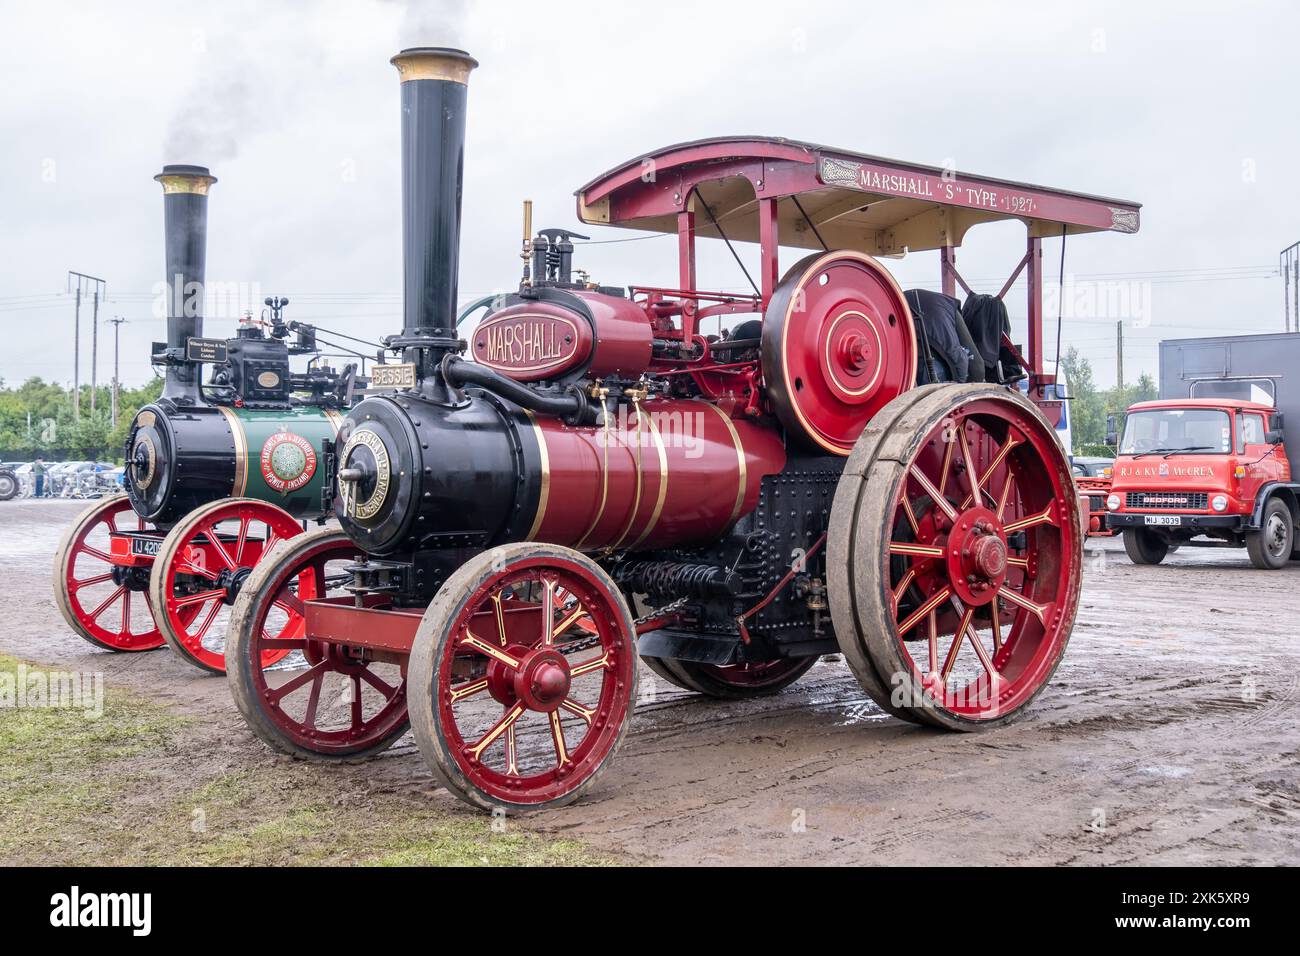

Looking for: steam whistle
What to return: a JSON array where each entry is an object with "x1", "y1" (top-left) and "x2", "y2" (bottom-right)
[{"x1": 520, "y1": 199, "x2": 534, "y2": 287}]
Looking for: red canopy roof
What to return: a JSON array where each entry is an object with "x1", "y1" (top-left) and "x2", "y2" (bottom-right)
[{"x1": 576, "y1": 137, "x2": 1141, "y2": 256}]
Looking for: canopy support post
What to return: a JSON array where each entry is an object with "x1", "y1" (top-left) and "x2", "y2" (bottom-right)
[
  {"x1": 677, "y1": 208, "x2": 696, "y2": 292},
  {"x1": 940, "y1": 245, "x2": 957, "y2": 298},
  {"x1": 1026, "y1": 233, "x2": 1044, "y2": 382},
  {"x1": 758, "y1": 197, "x2": 779, "y2": 308}
]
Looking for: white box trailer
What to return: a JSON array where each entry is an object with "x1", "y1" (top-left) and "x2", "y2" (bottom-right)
[{"x1": 1158, "y1": 331, "x2": 1300, "y2": 429}]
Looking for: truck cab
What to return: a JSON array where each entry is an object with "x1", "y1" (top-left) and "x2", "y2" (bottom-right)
[{"x1": 1105, "y1": 398, "x2": 1298, "y2": 568}]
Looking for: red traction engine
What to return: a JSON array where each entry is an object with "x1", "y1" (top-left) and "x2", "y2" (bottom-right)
[{"x1": 226, "y1": 46, "x2": 1139, "y2": 811}]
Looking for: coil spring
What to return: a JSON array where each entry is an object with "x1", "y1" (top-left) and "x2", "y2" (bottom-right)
[{"x1": 614, "y1": 560, "x2": 737, "y2": 600}]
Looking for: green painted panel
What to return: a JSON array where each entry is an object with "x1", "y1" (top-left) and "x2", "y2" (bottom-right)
[{"x1": 227, "y1": 406, "x2": 343, "y2": 516}]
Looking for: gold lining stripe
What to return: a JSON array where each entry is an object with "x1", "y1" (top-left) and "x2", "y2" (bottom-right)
[
  {"x1": 574, "y1": 406, "x2": 612, "y2": 550},
  {"x1": 155, "y1": 174, "x2": 215, "y2": 195},
  {"x1": 606, "y1": 407, "x2": 646, "y2": 552},
  {"x1": 705, "y1": 403, "x2": 747, "y2": 524},
  {"x1": 523, "y1": 410, "x2": 550, "y2": 542},
  {"x1": 322, "y1": 408, "x2": 344, "y2": 434},
  {"x1": 216, "y1": 406, "x2": 248, "y2": 496},
  {"x1": 391, "y1": 50, "x2": 478, "y2": 85},
  {"x1": 627, "y1": 412, "x2": 669, "y2": 549}
]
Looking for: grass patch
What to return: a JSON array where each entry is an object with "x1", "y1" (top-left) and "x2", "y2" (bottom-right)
[{"x1": 0, "y1": 654, "x2": 616, "y2": 866}]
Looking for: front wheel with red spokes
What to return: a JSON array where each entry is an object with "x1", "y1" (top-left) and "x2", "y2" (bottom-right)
[
  {"x1": 829, "y1": 384, "x2": 1081, "y2": 730},
  {"x1": 226, "y1": 527, "x2": 410, "y2": 759},
  {"x1": 52, "y1": 495, "x2": 168, "y2": 652},
  {"x1": 150, "y1": 498, "x2": 306, "y2": 674},
  {"x1": 410, "y1": 543, "x2": 638, "y2": 812}
]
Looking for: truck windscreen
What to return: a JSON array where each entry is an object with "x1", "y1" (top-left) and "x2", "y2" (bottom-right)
[{"x1": 1119, "y1": 408, "x2": 1231, "y2": 455}]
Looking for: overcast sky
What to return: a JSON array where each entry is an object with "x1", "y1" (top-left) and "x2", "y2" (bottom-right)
[{"x1": 1, "y1": 0, "x2": 1296, "y2": 391}]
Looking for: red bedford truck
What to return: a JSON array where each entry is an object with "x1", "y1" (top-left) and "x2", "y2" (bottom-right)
[{"x1": 1106, "y1": 332, "x2": 1300, "y2": 569}]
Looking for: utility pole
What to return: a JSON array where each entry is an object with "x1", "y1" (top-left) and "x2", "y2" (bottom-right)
[
  {"x1": 1283, "y1": 242, "x2": 1300, "y2": 333},
  {"x1": 90, "y1": 286, "x2": 100, "y2": 413},
  {"x1": 108, "y1": 316, "x2": 127, "y2": 427},
  {"x1": 1116, "y1": 320, "x2": 1124, "y2": 391},
  {"x1": 66, "y1": 271, "x2": 106, "y2": 420}
]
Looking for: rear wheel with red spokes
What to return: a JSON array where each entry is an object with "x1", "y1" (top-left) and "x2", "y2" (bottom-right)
[
  {"x1": 658, "y1": 656, "x2": 818, "y2": 698},
  {"x1": 226, "y1": 527, "x2": 410, "y2": 759},
  {"x1": 829, "y1": 384, "x2": 1080, "y2": 729},
  {"x1": 410, "y1": 543, "x2": 638, "y2": 812},
  {"x1": 52, "y1": 495, "x2": 171, "y2": 652},
  {"x1": 150, "y1": 498, "x2": 306, "y2": 674}
]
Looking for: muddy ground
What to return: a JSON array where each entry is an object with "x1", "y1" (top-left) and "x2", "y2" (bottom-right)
[{"x1": 3, "y1": 497, "x2": 1298, "y2": 865}]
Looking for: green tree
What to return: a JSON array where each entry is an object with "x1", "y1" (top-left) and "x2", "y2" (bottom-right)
[{"x1": 1059, "y1": 346, "x2": 1104, "y2": 450}]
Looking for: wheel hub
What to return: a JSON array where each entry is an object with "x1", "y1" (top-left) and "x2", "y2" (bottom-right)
[
  {"x1": 947, "y1": 506, "x2": 1009, "y2": 605},
  {"x1": 487, "y1": 645, "x2": 573, "y2": 713}
]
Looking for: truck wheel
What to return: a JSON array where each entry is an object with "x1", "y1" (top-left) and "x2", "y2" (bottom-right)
[
  {"x1": 0, "y1": 470, "x2": 17, "y2": 501},
  {"x1": 1246, "y1": 498, "x2": 1294, "y2": 570},
  {"x1": 1122, "y1": 528, "x2": 1167, "y2": 565}
]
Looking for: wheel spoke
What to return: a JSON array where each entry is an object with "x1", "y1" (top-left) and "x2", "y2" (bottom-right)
[
  {"x1": 350, "y1": 675, "x2": 363, "y2": 730},
  {"x1": 71, "y1": 572, "x2": 114, "y2": 591},
  {"x1": 896, "y1": 586, "x2": 951, "y2": 636},
  {"x1": 267, "y1": 659, "x2": 331, "y2": 705},
  {"x1": 888, "y1": 542, "x2": 945, "y2": 558},
  {"x1": 997, "y1": 585, "x2": 1049, "y2": 623},
  {"x1": 997, "y1": 473, "x2": 1015, "y2": 519},
  {"x1": 120, "y1": 590, "x2": 132, "y2": 634},
  {"x1": 466, "y1": 701, "x2": 526, "y2": 761},
  {"x1": 173, "y1": 588, "x2": 226, "y2": 609},
  {"x1": 558, "y1": 697, "x2": 596, "y2": 726},
  {"x1": 960, "y1": 432, "x2": 1023, "y2": 510},
  {"x1": 891, "y1": 567, "x2": 917, "y2": 607},
  {"x1": 80, "y1": 545, "x2": 113, "y2": 564},
  {"x1": 358, "y1": 666, "x2": 396, "y2": 698},
  {"x1": 958, "y1": 427, "x2": 983, "y2": 507},
  {"x1": 1004, "y1": 504, "x2": 1056, "y2": 534},
  {"x1": 459, "y1": 632, "x2": 521, "y2": 669},
  {"x1": 900, "y1": 495, "x2": 920, "y2": 536},
  {"x1": 990, "y1": 595, "x2": 1003, "y2": 652},
  {"x1": 569, "y1": 650, "x2": 613, "y2": 678},
  {"x1": 204, "y1": 521, "x2": 236, "y2": 569},
  {"x1": 551, "y1": 605, "x2": 587, "y2": 642},
  {"x1": 303, "y1": 672, "x2": 324, "y2": 728},
  {"x1": 910, "y1": 467, "x2": 958, "y2": 522},
  {"x1": 505, "y1": 723, "x2": 519, "y2": 775},
  {"x1": 175, "y1": 560, "x2": 219, "y2": 581},
  {"x1": 492, "y1": 592, "x2": 507, "y2": 646},
  {"x1": 234, "y1": 517, "x2": 250, "y2": 566},
  {"x1": 541, "y1": 576, "x2": 557, "y2": 645},
  {"x1": 190, "y1": 599, "x2": 222, "y2": 640},
  {"x1": 548, "y1": 710, "x2": 570, "y2": 767},
  {"x1": 927, "y1": 611, "x2": 939, "y2": 673},
  {"x1": 88, "y1": 585, "x2": 127, "y2": 621},
  {"x1": 961, "y1": 610, "x2": 997, "y2": 677},
  {"x1": 449, "y1": 677, "x2": 490, "y2": 703},
  {"x1": 937, "y1": 431, "x2": 956, "y2": 496},
  {"x1": 941, "y1": 603, "x2": 975, "y2": 679}
]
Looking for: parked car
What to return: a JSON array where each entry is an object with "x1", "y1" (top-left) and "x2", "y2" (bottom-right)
[{"x1": 1071, "y1": 455, "x2": 1114, "y2": 478}]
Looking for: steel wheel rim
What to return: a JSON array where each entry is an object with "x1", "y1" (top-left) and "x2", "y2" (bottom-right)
[
  {"x1": 1266, "y1": 513, "x2": 1288, "y2": 558},
  {"x1": 60, "y1": 497, "x2": 168, "y2": 650},
  {"x1": 160, "y1": 502, "x2": 304, "y2": 671},
  {"x1": 882, "y1": 397, "x2": 1076, "y2": 720},
  {"x1": 245, "y1": 537, "x2": 409, "y2": 754},
  {"x1": 436, "y1": 556, "x2": 633, "y2": 806},
  {"x1": 691, "y1": 657, "x2": 812, "y2": 689}
]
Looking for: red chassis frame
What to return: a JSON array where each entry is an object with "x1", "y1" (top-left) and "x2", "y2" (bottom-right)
[{"x1": 574, "y1": 136, "x2": 1141, "y2": 416}]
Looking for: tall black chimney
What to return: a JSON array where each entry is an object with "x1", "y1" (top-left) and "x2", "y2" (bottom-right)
[
  {"x1": 390, "y1": 48, "x2": 477, "y2": 380},
  {"x1": 154, "y1": 164, "x2": 216, "y2": 404}
]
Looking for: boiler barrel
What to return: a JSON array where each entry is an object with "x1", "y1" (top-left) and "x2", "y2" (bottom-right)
[{"x1": 333, "y1": 393, "x2": 786, "y2": 555}]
